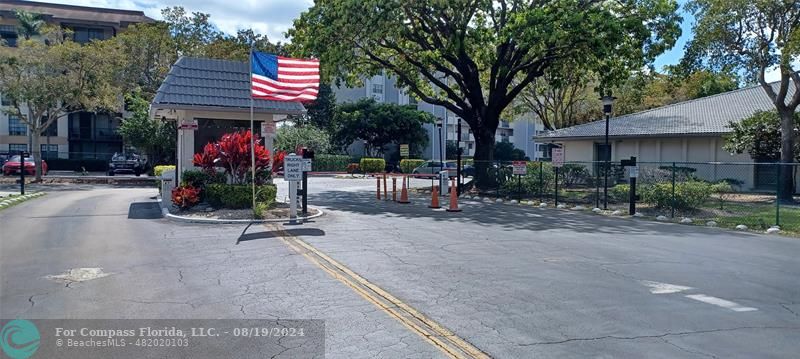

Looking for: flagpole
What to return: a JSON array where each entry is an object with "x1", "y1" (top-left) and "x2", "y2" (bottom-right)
[{"x1": 249, "y1": 47, "x2": 257, "y2": 212}]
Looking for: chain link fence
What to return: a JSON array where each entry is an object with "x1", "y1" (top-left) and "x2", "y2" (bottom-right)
[{"x1": 468, "y1": 160, "x2": 799, "y2": 235}]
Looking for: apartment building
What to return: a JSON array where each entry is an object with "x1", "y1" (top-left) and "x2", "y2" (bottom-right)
[
  {"x1": 0, "y1": 0, "x2": 152, "y2": 159},
  {"x1": 333, "y1": 72, "x2": 548, "y2": 161}
]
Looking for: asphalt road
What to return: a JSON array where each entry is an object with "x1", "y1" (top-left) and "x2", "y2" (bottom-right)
[
  {"x1": 286, "y1": 176, "x2": 800, "y2": 358},
  {"x1": 2, "y1": 178, "x2": 799, "y2": 358},
  {"x1": 0, "y1": 185, "x2": 442, "y2": 358}
]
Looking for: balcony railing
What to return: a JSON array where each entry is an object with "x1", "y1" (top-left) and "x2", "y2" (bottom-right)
[{"x1": 69, "y1": 127, "x2": 122, "y2": 141}]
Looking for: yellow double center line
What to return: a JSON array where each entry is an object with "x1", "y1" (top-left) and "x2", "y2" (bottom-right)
[{"x1": 268, "y1": 224, "x2": 491, "y2": 359}]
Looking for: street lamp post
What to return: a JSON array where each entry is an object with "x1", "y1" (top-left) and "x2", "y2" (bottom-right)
[
  {"x1": 436, "y1": 122, "x2": 443, "y2": 175},
  {"x1": 601, "y1": 94, "x2": 616, "y2": 210}
]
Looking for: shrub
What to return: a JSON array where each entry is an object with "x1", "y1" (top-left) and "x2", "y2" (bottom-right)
[
  {"x1": 359, "y1": 158, "x2": 385, "y2": 174},
  {"x1": 154, "y1": 165, "x2": 176, "y2": 177},
  {"x1": 171, "y1": 185, "x2": 200, "y2": 209},
  {"x1": 400, "y1": 159, "x2": 426, "y2": 173},
  {"x1": 205, "y1": 184, "x2": 277, "y2": 209},
  {"x1": 640, "y1": 181, "x2": 711, "y2": 210},
  {"x1": 181, "y1": 169, "x2": 227, "y2": 188},
  {"x1": 710, "y1": 181, "x2": 734, "y2": 210},
  {"x1": 346, "y1": 163, "x2": 360, "y2": 174},
  {"x1": 560, "y1": 164, "x2": 591, "y2": 187},
  {"x1": 500, "y1": 161, "x2": 555, "y2": 196},
  {"x1": 192, "y1": 130, "x2": 272, "y2": 184},
  {"x1": 313, "y1": 154, "x2": 350, "y2": 172},
  {"x1": 611, "y1": 184, "x2": 631, "y2": 203}
]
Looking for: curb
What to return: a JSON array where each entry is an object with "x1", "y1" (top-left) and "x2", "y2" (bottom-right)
[
  {"x1": 0, "y1": 192, "x2": 46, "y2": 210},
  {"x1": 161, "y1": 204, "x2": 325, "y2": 224}
]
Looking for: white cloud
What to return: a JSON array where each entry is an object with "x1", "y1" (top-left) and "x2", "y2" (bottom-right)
[{"x1": 43, "y1": 0, "x2": 313, "y2": 42}]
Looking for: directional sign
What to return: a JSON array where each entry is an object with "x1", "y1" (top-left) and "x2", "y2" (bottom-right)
[
  {"x1": 399, "y1": 144, "x2": 409, "y2": 157},
  {"x1": 512, "y1": 161, "x2": 528, "y2": 175},
  {"x1": 284, "y1": 154, "x2": 303, "y2": 181},
  {"x1": 302, "y1": 158, "x2": 312, "y2": 172},
  {"x1": 552, "y1": 148, "x2": 565, "y2": 168}
]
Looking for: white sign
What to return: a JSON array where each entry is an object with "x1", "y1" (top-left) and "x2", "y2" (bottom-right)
[
  {"x1": 284, "y1": 154, "x2": 303, "y2": 181},
  {"x1": 179, "y1": 119, "x2": 198, "y2": 130},
  {"x1": 512, "y1": 161, "x2": 527, "y2": 175},
  {"x1": 260, "y1": 121, "x2": 276, "y2": 135},
  {"x1": 302, "y1": 158, "x2": 312, "y2": 172},
  {"x1": 629, "y1": 166, "x2": 639, "y2": 178},
  {"x1": 552, "y1": 148, "x2": 565, "y2": 168}
]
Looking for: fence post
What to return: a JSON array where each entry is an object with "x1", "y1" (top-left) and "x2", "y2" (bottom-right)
[
  {"x1": 554, "y1": 166, "x2": 559, "y2": 207},
  {"x1": 671, "y1": 162, "x2": 676, "y2": 218},
  {"x1": 595, "y1": 161, "x2": 600, "y2": 209},
  {"x1": 776, "y1": 163, "x2": 781, "y2": 227},
  {"x1": 539, "y1": 161, "x2": 544, "y2": 203}
]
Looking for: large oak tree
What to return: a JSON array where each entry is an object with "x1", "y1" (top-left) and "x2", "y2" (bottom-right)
[{"x1": 289, "y1": 0, "x2": 681, "y2": 187}]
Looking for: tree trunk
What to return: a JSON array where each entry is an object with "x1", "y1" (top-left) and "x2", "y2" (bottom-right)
[
  {"x1": 778, "y1": 109, "x2": 796, "y2": 201},
  {"x1": 472, "y1": 125, "x2": 497, "y2": 189},
  {"x1": 31, "y1": 131, "x2": 43, "y2": 181}
]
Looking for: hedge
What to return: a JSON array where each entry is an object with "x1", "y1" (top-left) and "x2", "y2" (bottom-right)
[
  {"x1": 359, "y1": 158, "x2": 385, "y2": 174},
  {"x1": 154, "y1": 165, "x2": 176, "y2": 177},
  {"x1": 400, "y1": 159, "x2": 425, "y2": 173},
  {"x1": 205, "y1": 184, "x2": 277, "y2": 209},
  {"x1": 640, "y1": 181, "x2": 711, "y2": 210},
  {"x1": 46, "y1": 158, "x2": 108, "y2": 172},
  {"x1": 313, "y1": 154, "x2": 350, "y2": 172},
  {"x1": 181, "y1": 169, "x2": 227, "y2": 188}
]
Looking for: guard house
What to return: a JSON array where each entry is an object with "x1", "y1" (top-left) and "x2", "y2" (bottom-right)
[{"x1": 150, "y1": 57, "x2": 306, "y2": 183}]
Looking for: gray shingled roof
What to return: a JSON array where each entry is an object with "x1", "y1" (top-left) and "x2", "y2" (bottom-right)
[
  {"x1": 152, "y1": 57, "x2": 306, "y2": 115},
  {"x1": 537, "y1": 82, "x2": 793, "y2": 140}
]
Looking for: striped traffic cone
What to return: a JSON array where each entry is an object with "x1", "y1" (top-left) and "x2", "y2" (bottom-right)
[
  {"x1": 429, "y1": 185, "x2": 441, "y2": 208},
  {"x1": 398, "y1": 175, "x2": 410, "y2": 204},
  {"x1": 446, "y1": 179, "x2": 461, "y2": 212}
]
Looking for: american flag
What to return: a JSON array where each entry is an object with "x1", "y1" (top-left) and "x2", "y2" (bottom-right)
[{"x1": 250, "y1": 51, "x2": 319, "y2": 102}]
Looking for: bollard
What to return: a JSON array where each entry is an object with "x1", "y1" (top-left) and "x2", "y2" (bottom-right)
[
  {"x1": 398, "y1": 175, "x2": 410, "y2": 204},
  {"x1": 429, "y1": 185, "x2": 441, "y2": 208},
  {"x1": 392, "y1": 177, "x2": 397, "y2": 201},
  {"x1": 376, "y1": 176, "x2": 381, "y2": 200},
  {"x1": 446, "y1": 179, "x2": 461, "y2": 212},
  {"x1": 383, "y1": 173, "x2": 388, "y2": 200}
]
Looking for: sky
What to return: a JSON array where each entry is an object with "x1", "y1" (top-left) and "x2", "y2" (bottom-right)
[{"x1": 47, "y1": 0, "x2": 781, "y2": 82}]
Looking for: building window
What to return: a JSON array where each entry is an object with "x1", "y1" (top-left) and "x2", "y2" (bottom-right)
[
  {"x1": 9, "y1": 144, "x2": 27, "y2": 153},
  {"x1": 372, "y1": 84, "x2": 383, "y2": 94},
  {"x1": 40, "y1": 144, "x2": 58, "y2": 158},
  {"x1": 8, "y1": 116, "x2": 26, "y2": 136},
  {"x1": 0, "y1": 25, "x2": 18, "y2": 47},
  {"x1": 72, "y1": 27, "x2": 107, "y2": 44},
  {"x1": 42, "y1": 120, "x2": 58, "y2": 136},
  {"x1": 1, "y1": 94, "x2": 11, "y2": 106}
]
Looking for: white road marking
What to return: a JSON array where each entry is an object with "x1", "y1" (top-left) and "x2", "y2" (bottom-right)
[
  {"x1": 640, "y1": 280, "x2": 693, "y2": 294},
  {"x1": 685, "y1": 294, "x2": 758, "y2": 312}
]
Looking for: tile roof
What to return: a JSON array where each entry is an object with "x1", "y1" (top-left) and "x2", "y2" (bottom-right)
[
  {"x1": 152, "y1": 57, "x2": 306, "y2": 114},
  {"x1": 537, "y1": 81, "x2": 793, "y2": 140},
  {"x1": 0, "y1": 0, "x2": 153, "y2": 26}
]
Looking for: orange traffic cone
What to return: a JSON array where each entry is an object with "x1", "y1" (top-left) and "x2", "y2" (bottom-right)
[
  {"x1": 376, "y1": 177, "x2": 381, "y2": 200},
  {"x1": 446, "y1": 179, "x2": 461, "y2": 212},
  {"x1": 398, "y1": 175, "x2": 410, "y2": 204},
  {"x1": 383, "y1": 173, "x2": 388, "y2": 200},
  {"x1": 429, "y1": 185, "x2": 441, "y2": 208},
  {"x1": 392, "y1": 177, "x2": 397, "y2": 201}
]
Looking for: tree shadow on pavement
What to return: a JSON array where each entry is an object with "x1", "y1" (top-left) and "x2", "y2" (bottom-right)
[{"x1": 309, "y1": 190, "x2": 761, "y2": 238}]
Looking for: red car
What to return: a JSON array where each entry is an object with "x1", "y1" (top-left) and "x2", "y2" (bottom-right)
[{"x1": 2, "y1": 155, "x2": 47, "y2": 176}]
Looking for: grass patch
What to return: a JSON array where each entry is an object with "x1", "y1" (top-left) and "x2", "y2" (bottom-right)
[{"x1": 704, "y1": 202, "x2": 799, "y2": 235}]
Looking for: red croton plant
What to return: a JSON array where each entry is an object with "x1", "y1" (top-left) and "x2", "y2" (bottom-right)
[
  {"x1": 193, "y1": 130, "x2": 284, "y2": 184},
  {"x1": 171, "y1": 185, "x2": 200, "y2": 209}
]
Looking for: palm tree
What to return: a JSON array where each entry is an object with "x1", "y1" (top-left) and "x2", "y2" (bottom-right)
[{"x1": 14, "y1": 10, "x2": 44, "y2": 40}]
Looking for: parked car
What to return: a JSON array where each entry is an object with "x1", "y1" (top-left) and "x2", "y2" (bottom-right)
[
  {"x1": 411, "y1": 161, "x2": 459, "y2": 179},
  {"x1": 107, "y1": 152, "x2": 147, "y2": 176},
  {"x1": 2, "y1": 155, "x2": 47, "y2": 176}
]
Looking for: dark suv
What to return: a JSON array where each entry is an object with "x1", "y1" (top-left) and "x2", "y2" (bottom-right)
[{"x1": 107, "y1": 152, "x2": 147, "y2": 176}]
